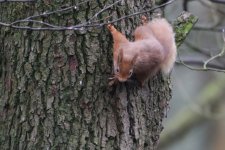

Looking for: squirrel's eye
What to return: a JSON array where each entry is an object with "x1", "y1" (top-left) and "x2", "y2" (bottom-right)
[{"x1": 116, "y1": 67, "x2": 119, "y2": 73}]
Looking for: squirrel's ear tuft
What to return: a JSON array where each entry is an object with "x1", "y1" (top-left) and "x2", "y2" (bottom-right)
[
  {"x1": 141, "y1": 15, "x2": 148, "y2": 25},
  {"x1": 107, "y1": 24, "x2": 114, "y2": 31}
]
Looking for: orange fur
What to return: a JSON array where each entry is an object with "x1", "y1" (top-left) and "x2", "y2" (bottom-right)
[
  {"x1": 107, "y1": 24, "x2": 129, "y2": 72},
  {"x1": 107, "y1": 17, "x2": 177, "y2": 85}
]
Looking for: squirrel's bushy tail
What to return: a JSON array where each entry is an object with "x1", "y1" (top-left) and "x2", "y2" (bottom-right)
[{"x1": 148, "y1": 18, "x2": 177, "y2": 74}]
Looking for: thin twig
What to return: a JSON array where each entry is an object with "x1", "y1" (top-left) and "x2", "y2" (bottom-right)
[
  {"x1": 199, "y1": 0, "x2": 225, "y2": 16},
  {"x1": 0, "y1": 0, "x2": 91, "y2": 30},
  {"x1": 178, "y1": 43, "x2": 225, "y2": 73},
  {"x1": 11, "y1": 19, "x2": 63, "y2": 28},
  {"x1": 193, "y1": 26, "x2": 224, "y2": 32},
  {"x1": 26, "y1": 0, "x2": 91, "y2": 20},
  {"x1": 106, "y1": 0, "x2": 175, "y2": 25},
  {"x1": 0, "y1": 0, "x2": 35, "y2": 2},
  {"x1": 69, "y1": 0, "x2": 175, "y2": 29},
  {"x1": 203, "y1": 47, "x2": 225, "y2": 69},
  {"x1": 88, "y1": 0, "x2": 122, "y2": 23},
  {"x1": 203, "y1": 29, "x2": 225, "y2": 69},
  {"x1": 178, "y1": 56, "x2": 225, "y2": 73},
  {"x1": 0, "y1": 0, "x2": 175, "y2": 31},
  {"x1": 176, "y1": 58, "x2": 225, "y2": 70}
]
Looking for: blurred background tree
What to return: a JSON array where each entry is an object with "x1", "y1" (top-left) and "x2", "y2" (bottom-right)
[{"x1": 159, "y1": 0, "x2": 225, "y2": 150}]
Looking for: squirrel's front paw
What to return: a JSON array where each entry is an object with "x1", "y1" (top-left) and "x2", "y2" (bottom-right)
[{"x1": 108, "y1": 76, "x2": 118, "y2": 86}]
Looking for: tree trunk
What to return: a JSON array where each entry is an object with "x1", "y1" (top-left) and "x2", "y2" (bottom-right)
[{"x1": 0, "y1": 0, "x2": 171, "y2": 149}]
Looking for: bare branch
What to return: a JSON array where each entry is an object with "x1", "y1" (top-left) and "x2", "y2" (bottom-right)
[
  {"x1": 0, "y1": 0, "x2": 35, "y2": 2},
  {"x1": 193, "y1": 26, "x2": 225, "y2": 32},
  {"x1": 203, "y1": 50, "x2": 225, "y2": 69},
  {"x1": 11, "y1": 19, "x2": 63, "y2": 28},
  {"x1": 26, "y1": 0, "x2": 91, "y2": 20},
  {"x1": 203, "y1": 29, "x2": 225, "y2": 69},
  {"x1": 88, "y1": 0, "x2": 122, "y2": 23},
  {"x1": 105, "y1": 0, "x2": 175, "y2": 25},
  {"x1": 177, "y1": 51, "x2": 225, "y2": 73},
  {"x1": 199, "y1": 0, "x2": 225, "y2": 15},
  {"x1": 176, "y1": 57, "x2": 225, "y2": 70},
  {"x1": 66, "y1": 0, "x2": 176, "y2": 29},
  {"x1": 178, "y1": 29, "x2": 225, "y2": 73},
  {"x1": 0, "y1": 0, "x2": 175, "y2": 31},
  {"x1": 174, "y1": 11, "x2": 225, "y2": 73}
]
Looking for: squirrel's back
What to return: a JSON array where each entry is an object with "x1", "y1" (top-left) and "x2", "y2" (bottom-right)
[
  {"x1": 107, "y1": 17, "x2": 177, "y2": 85},
  {"x1": 147, "y1": 18, "x2": 177, "y2": 74}
]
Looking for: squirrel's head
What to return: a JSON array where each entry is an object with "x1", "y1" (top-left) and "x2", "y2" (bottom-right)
[{"x1": 115, "y1": 48, "x2": 138, "y2": 82}]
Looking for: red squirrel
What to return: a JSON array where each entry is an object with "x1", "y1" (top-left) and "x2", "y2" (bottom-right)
[{"x1": 107, "y1": 16, "x2": 177, "y2": 86}]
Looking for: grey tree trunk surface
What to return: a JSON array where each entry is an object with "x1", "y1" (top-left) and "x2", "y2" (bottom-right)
[{"x1": 0, "y1": 0, "x2": 171, "y2": 149}]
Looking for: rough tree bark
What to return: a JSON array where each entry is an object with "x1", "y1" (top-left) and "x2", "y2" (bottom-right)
[{"x1": 0, "y1": 0, "x2": 172, "y2": 149}]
